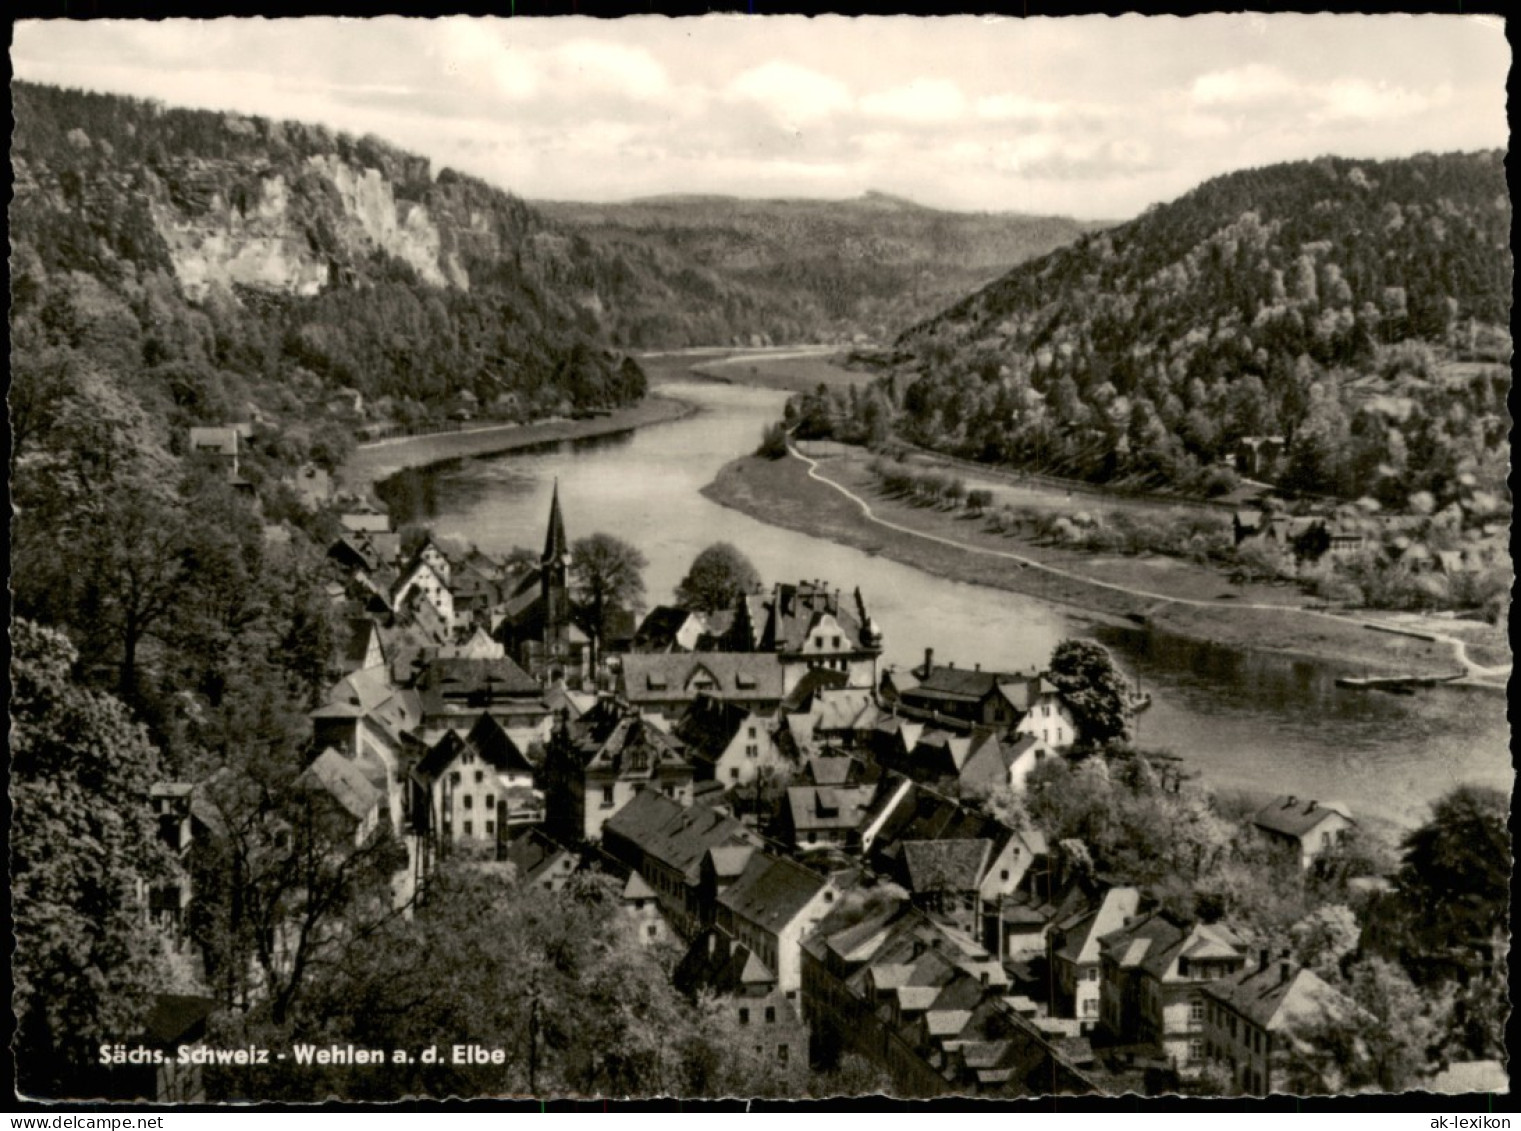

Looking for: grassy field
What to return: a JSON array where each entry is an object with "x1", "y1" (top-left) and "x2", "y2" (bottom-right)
[
  {"x1": 704, "y1": 450, "x2": 1472, "y2": 680},
  {"x1": 339, "y1": 392, "x2": 696, "y2": 494},
  {"x1": 688, "y1": 350, "x2": 870, "y2": 395}
]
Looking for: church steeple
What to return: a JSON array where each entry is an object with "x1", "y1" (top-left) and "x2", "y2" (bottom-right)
[
  {"x1": 543, "y1": 480, "x2": 570, "y2": 567},
  {"x1": 541, "y1": 480, "x2": 571, "y2": 664}
]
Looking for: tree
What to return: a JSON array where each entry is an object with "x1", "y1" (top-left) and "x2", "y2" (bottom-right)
[
  {"x1": 1283, "y1": 957, "x2": 1439, "y2": 1093},
  {"x1": 1046, "y1": 639, "x2": 1134, "y2": 749},
  {"x1": 675, "y1": 542, "x2": 761, "y2": 614},
  {"x1": 1397, "y1": 785, "x2": 1510, "y2": 955},
  {"x1": 12, "y1": 619, "x2": 172, "y2": 1098},
  {"x1": 570, "y1": 533, "x2": 648, "y2": 657}
]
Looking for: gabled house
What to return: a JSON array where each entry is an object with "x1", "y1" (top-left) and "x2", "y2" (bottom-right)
[
  {"x1": 392, "y1": 555, "x2": 455, "y2": 637},
  {"x1": 622, "y1": 871, "x2": 672, "y2": 946},
  {"x1": 674, "y1": 693, "x2": 786, "y2": 789},
  {"x1": 297, "y1": 747, "x2": 385, "y2": 848},
  {"x1": 188, "y1": 426, "x2": 240, "y2": 479},
  {"x1": 600, "y1": 791, "x2": 760, "y2": 938},
  {"x1": 758, "y1": 580, "x2": 884, "y2": 693},
  {"x1": 1203, "y1": 952, "x2": 1362, "y2": 1096},
  {"x1": 1251, "y1": 795, "x2": 1354, "y2": 870},
  {"x1": 411, "y1": 713, "x2": 540, "y2": 864},
  {"x1": 503, "y1": 827, "x2": 578, "y2": 893},
  {"x1": 884, "y1": 653, "x2": 1077, "y2": 752},
  {"x1": 1048, "y1": 885, "x2": 1143, "y2": 1033},
  {"x1": 1097, "y1": 910, "x2": 1248, "y2": 1075},
  {"x1": 413, "y1": 656, "x2": 551, "y2": 744},
  {"x1": 309, "y1": 666, "x2": 422, "y2": 834},
  {"x1": 896, "y1": 839, "x2": 991, "y2": 936},
  {"x1": 332, "y1": 617, "x2": 387, "y2": 677},
  {"x1": 716, "y1": 852, "x2": 847, "y2": 1006},
  {"x1": 675, "y1": 928, "x2": 809, "y2": 1084},
  {"x1": 544, "y1": 703, "x2": 695, "y2": 843},
  {"x1": 617, "y1": 652, "x2": 786, "y2": 717},
  {"x1": 782, "y1": 783, "x2": 877, "y2": 852}
]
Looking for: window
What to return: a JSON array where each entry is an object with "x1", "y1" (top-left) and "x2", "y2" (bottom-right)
[
  {"x1": 647, "y1": 924, "x2": 658, "y2": 939},
  {"x1": 1188, "y1": 1038, "x2": 1203, "y2": 1064},
  {"x1": 1042, "y1": 705, "x2": 1050, "y2": 718},
  {"x1": 738, "y1": 1008, "x2": 750, "y2": 1026},
  {"x1": 832, "y1": 636, "x2": 841, "y2": 649},
  {"x1": 748, "y1": 726, "x2": 757, "y2": 738},
  {"x1": 463, "y1": 795, "x2": 473, "y2": 810},
  {"x1": 765, "y1": 1007, "x2": 776, "y2": 1024},
  {"x1": 475, "y1": 770, "x2": 484, "y2": 783},
  {"x1": 731, "y1": 768, "x2": 741, "y2": 781},
  {"x1": 1000, "y1": 870, "x2": 1010, "y2": 881},
  {"x1": 1087, "y1": 968, "x2": 1099, "y2": 982},
  {"x1": 808, "y1": 832, "x2": 818, "y2": 844},
  {"x1": 463, "y1": 820, "x2": 473, "y2": 836},
  {"x1": 1190, "y1": 998, "x2": 1204, "y2": 1023},
  {"x1": 746, "y1": 745, "x2": 758, "y2": 758},
  {"x1": 1083, "y1": 999, "x2": 1097, "y2": 1016},
  {"x1": 485, "y1": 821, "x2": 495, "y2": 836},
  {"x1": 449, "y1": 771, "x2": 461, "y2": 785},
  {"x1": 601, "y1": 785, "x2": 615, "y2": 808},
  {"x1": 777, "y1": 1044, "x2": 789, "y2": 1064}
]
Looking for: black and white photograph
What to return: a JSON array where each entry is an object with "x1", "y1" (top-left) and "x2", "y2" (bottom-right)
[{"x1": 8, "y1": 12, "x2": 1512, "y2": 1106}]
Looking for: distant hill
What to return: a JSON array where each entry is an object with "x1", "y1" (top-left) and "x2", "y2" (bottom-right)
[
  {"x1": 875, "y1": 151, "x2": 1510, "y2": 507},
  {"x1": 535, "y1": 192, "x2": 1103, "y2": 344}
]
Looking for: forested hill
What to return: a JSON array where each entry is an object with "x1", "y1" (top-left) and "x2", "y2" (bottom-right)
[
  {"x1": 881, "y1": 151, "x2": 1511, "y2": 506},
  {"x1": 10, "y1": 81, "x2": 810, "y2": 451},
  {"x1": 535, "y1": 193, "x2": 1102, "y2": 344}
]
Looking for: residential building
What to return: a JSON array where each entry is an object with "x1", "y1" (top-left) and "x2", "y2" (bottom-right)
[
  {"x1": 715, "y1": 852, "x2": 845, "y2": 1006},
  {"x1": 296, "y1": 747, "x2": 385, "y2": 849},
  {"x1": 544, "y1": 702, "x2": 695, "y2": 843},
  {"x1": 621, "y1": 871, "x2": 671, "y2": 947},
  {"x1": 801, "y1": 897, "x2": 1093, "y2": 1097},
  {"x1": 412, "y1": 656, "x2": 551, "y2": 746},
  {"x1": 188, "y1": 426, "x2": 240, "y2": 479},
  {"x1": 882, "y1": 653, "x2": 1076, "y2": 753},
  {"x1": 1048, "y1": 886, "x2": 1143, "y2": 1033},
  {"x1": 1098, "y1": 910, "x2": 1248, "y2": 1074},
  {"x1": 675, "y1": 929, "x2": 809, "y2": 1087},
  {"x1": 757, "y1": 580, "x2": 884, "y2": 693},
  {"x1": 1203, "y1": 953, "x2": 1360, "y2": 1095},
  {"x1": 782, "y1": 783, "x2": 877, "y2": 852},
  {"x1": 502, "y1": 827, "x2": 578, "y2": 893},
  {"x1": 617, "y1": 652, "x2": 786, "y2": 718},
  {"x1": 1251, "y1": 796, "x2": 1355, "y2": 870},
  {"x1": 600, "y1": 791, "x2": 760, "y2": 938},
  {"x1": 412, "y1": 713, "x2": 541, "y2": 864},
  {"x1": 674, "y1": 693, "x2": 787, "y2": 789}
]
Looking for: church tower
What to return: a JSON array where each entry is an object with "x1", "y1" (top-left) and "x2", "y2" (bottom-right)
[{"x1": 541, "y1": 481, "x2": 571, "y2": 659}]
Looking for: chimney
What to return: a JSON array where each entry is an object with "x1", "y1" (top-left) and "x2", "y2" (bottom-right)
[
  {"x1": 1285, "y1": 795, "x2": 1297, "y2": 808},
  {"x1": 1307, "y1": 799, "x2": 1318, "y2": 812},
  {"x1": 923, "y1": 647, "x2": 934, "y2": 677},
  {"x1": 974, "y1": 662, "x2": 981, "y2": 672}
]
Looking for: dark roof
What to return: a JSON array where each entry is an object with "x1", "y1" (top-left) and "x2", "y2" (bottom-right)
[
  {"x1": 1098, "y1": 909, "x2": 1245, "y2": 981},
  {"x1": 1252, "y1": 796, "x2": 1353, "y2": 839},
  {"x1": 761, "y1": 580, "x2": 878, "y2": 652},
  {"x1": 907, "y1": 665, "x2": 1009, "y2": 702},
  {"x1": 1203, "y1": 961, "x2": 1354, "y2": 1032},
  {"x1": 633, "y1": 606, "x2": 698, "y2": 652},
  {"x1": 416, "y1": 712, "x2": 535, "y2": 781},
  {"x1": 780, "y1": 666, "x2": 851, "y2": 713},
  {"x1": 503, "y1": 827, "x2": 574, "y2": 886},
  {"x1": 900, "y1": 839, "x2": 991, "y2": 894},
  {"x1": 673, "y1": 693, "x2": 755, "y2": 764},
  {"x1": 603, "y1": 791, "x2": 754, "y2": 882},
  {"x1": 418, "y1": 656, "x2": 542, "y2": 714},
  {"x1": 718, "y1": 853, "x2": 832, "y2": 933},
  {"x1": 580, "y1": 713, "x2": 691, "y2": 781},
  {"x1": 619, "y1": 653, "x2": 784, "y2": 705},
  {"x1": 805, "y1": 755, "x2": 856, "y2": 786},
  {"x1": 676, "y1": 929, "x2": 779, "y2": 998}
]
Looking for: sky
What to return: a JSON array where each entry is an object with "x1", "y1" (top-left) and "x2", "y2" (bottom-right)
[{"x1": 11, "y1": 14, "x2": 1510, "y2": 220}]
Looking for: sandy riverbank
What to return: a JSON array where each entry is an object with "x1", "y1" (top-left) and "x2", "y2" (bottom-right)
[
  {"x1": 338, "y1": 392, "x2": 697, "y2": 493},
  {"x1": 704, "y1": 450, "x2": 1485, "y2": 681}
]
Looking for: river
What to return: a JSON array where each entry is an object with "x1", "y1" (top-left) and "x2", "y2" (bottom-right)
[{"x1": 376, "y1": 354, "x2": 1511, "y2": 828}]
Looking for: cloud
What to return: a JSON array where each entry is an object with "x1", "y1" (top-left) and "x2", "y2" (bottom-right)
[
  {"x1": 974, "y1": 92, "x2": 1061, "y2": 122},
  {"x1": 551, "y1": 40, "x2": 671, "y2": 102},
  {"x1": 860, "y1": 78, "x2": 968, "y2": 125},
  {"x1": 1190, "y1": 63, "x2": 1304, "y2": 108},
  {"x1": 1313, "y1": 79, "x2": 1452, "y2": 122},
  {"x1": 726, "y1": 61, "x2": 853, "y2": 126}
]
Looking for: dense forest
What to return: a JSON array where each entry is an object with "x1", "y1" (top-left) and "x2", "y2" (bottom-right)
[
  {"x1": 538, "y1": 192, "x2": 1103, "y2": 344},
  {"x1": 866, "y1": 152, "x2": 1510, "y2": 511}
]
